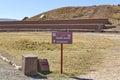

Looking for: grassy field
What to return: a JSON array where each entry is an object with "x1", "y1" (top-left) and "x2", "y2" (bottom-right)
[{"x1": 0, "y1": 32, "x2": 115, "y2": 76}]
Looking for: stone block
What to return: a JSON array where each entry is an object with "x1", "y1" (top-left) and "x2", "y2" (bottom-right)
[
  {"x1": 22, "y1": 54, "x2": 37, "y2": 75},
  {"x1": 37, "y1": 59, "x2": 50, "y2": 72}
]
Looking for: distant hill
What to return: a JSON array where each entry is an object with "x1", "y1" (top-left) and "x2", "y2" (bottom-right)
[
  {"x1": 0, "y1": 18, "x2": 18, "y2": 21},
  {"x1": 25, "y1": 5, "x2": 120, "y2": 30}
]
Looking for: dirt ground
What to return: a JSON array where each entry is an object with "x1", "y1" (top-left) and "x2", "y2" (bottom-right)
[{"x1": 80, "y1": 33, "x2": 120, "y2": 80}]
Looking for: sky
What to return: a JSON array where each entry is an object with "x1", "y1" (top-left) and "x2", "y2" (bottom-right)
[{"x1": 0, "y1": 0, "x2": 119, "y2": 20}]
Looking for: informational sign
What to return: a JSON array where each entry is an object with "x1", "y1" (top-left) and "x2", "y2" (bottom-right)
[
  {"x1": 52, "y1": 32, "x2": 72, "y2": 44},
  {"x1": 52, "y1": 32, "x2": 73, "y2": 74}
]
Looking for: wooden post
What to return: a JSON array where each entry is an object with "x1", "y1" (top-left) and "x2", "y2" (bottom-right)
[{"x1": 61, "y1": 43, "x2": 63, "y2": 74}]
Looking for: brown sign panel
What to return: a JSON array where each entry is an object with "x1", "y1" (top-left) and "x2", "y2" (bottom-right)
[{"x1": 52, "y1": 32, "x2": 72, "y2": 44}]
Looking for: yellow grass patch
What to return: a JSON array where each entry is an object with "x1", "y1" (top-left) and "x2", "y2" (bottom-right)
[{"x1": 0, "y1": 32, "x2": 115, "y2": 76}]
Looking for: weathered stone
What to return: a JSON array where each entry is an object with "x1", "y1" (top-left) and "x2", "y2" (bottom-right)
[
  {"x1": 22, "y1": 54, "x2": 37, "y2": 75},
  {"x1": 37, "y1": 59, "x2": 50, "y2": 72}
]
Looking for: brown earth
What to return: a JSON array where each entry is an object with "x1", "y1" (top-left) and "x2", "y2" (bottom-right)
[{"x1": 24, "y1": 5, "x2": 120, "y2": 30}]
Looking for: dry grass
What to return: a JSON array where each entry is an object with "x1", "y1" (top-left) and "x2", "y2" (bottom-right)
[
  {"x1": 25, "y1": 5, "x2": 120, "y2": 30},
  {"x1": 0, "y1": 32, "x2": 115, "y2": 76}
]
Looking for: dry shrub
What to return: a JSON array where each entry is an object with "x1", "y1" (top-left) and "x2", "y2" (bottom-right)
[{"x1": 11, "y1": 39, "x2": 59, "y2": 51}]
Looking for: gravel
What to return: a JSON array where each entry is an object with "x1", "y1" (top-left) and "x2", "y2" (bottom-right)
[
  {"x1": 0, "y1": 59, "x2": 57, "y2": 80},
  {"x1": 0, "y1": 59, "x2": 33, "y2": 80},
  {"x1": 0, "y1": 59, "x2": 81, "y2": 80}
]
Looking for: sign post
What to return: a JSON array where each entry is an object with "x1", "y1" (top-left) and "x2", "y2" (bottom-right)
[
  {"x1": 52, "y1": 32, "x2": 72, "y2": 74},
  {"x1": 61, "y1": 43, "x2": 63, "y2": 74}
]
